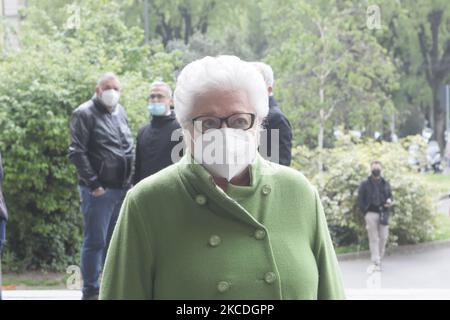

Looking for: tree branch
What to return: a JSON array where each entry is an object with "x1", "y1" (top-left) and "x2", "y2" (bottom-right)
[{"x1": 324, "y1": 100, "x2": 338, "y2": 121}]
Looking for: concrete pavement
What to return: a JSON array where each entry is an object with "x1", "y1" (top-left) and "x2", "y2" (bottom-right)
[{"x1": 2, "y1": 290, "x2": 81, "y2": 300}]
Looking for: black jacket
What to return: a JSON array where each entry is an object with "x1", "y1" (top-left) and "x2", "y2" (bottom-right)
[
  {"x1": 133, "y1": 111, "x2": 183, "y2": 184},
  {"x1": 357, "y1": 176, "x2": 393, "y2": 214},
  {"x1": 261, "y1": 96, "x2": 293, "y2": 166},
  {"x1": 68, "y1": 98, "x2": 134, "y2": 190},
  {"x1": 0, "y1": 152, "x2": 7, "y2": 221}
]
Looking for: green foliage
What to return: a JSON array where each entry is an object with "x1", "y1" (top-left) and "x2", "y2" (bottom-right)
[
  {"x1": 16, "y1": 0, "x2": 450, "y2": 152},
  {"x1": 292, "y1": 135, "x2": 436, "y2": 248},
  {"x1": 166, "y1": 31, "x2": 255, "y2": 67},
  {"x1": 264, "y1": 0, "x2": 399, "y2": 148},
  {"x1": 0, "y1": 0, "x2": 180, "y2": 271}
]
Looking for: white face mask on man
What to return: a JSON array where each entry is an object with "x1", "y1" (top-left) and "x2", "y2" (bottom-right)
[
  {"x1": 192, "y1": 128, "x2": 258, "y2": 181},
  {"x1": 100, "y1": 89, "x2": 120, "y2": 108}
]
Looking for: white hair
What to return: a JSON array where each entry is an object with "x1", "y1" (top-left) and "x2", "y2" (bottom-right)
[
  {"x1": 97, "y1": 72, "x2": 121, "y2": 87},
  {"x1": 251, "y1": 62, "x2": 274, "y2": 87},
  {"x1": 150, "y1": 80, "x2": 173, "y2": 98},
  {"x1": 174, "y1": 55, "x2": 269, "y2": 127}
]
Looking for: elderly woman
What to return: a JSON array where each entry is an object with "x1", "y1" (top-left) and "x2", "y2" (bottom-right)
[{"x1": 100, "y1": 56, "x2": 345, "y2": 300}]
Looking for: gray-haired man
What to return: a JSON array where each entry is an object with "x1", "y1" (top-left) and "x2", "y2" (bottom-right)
[
  {"x1": 133, "y1": 81, "x2": 183, "y2": 184},
  {"x1": 69, "y1": 72, "x2": 134, "y2": 300}
]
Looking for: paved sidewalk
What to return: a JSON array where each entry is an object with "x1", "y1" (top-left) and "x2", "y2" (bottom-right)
[
  {"x1": 345, "y1": 289, "x2": 450, "y2": 300},
  {"x1": 2, "y1": 290, "x2": 82, "y2": 300}
]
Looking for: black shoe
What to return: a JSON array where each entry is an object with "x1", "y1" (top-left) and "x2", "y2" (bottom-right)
[{"x1": 82, "y1": 288, "x2": 99, "y2": 300}]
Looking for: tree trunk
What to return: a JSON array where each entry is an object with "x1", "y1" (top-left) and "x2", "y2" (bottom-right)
[
  {"x1": 179, "y1": 5, "x2": 192, "y2": 44},
  {"x1": 432, "y1": 84, "x2": 446, "y2": 152}
]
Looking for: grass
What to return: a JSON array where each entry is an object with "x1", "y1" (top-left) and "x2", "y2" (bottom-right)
[
  {"x1": 335, "y1": 244, "x2": 368, "y2": 255},
  {"x1": 432, "y1": 213, "x2": 450, "y2": 241},
  {"x1": 1, "y1": 272, "x2": 68, "y2": 289},
  {"x1": 421, "y1": 173, "x2": 450, "y2": 195}
]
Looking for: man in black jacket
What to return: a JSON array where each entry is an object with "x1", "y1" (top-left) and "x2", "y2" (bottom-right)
[
  {"x1": 133, "y1": 81, "x2": 183, "y2": 184},
  {"x1": 68, "y1": 73, "x2": 134, "y2": 300},
  {"x1": 357, "y1": 161, "x2": 393, "y2": 271},
  {"x1": 252, "y1": 62, "x2": 293, "y2": 166}
]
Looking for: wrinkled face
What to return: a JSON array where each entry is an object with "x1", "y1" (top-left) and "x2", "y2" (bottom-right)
[
  {"x1": 149, "y1": 85, "x2": 172, "y2": 108},
  {"x1": 186, "y1": 89, "x2": 260, "y2": 153},
  {"x1": 96, "y1": 78, "x2": 121, "y2": 96}
]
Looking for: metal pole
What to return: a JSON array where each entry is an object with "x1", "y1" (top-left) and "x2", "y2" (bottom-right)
[{"x1": 144, "y1": 0, "x2": 149, "y2": 44}]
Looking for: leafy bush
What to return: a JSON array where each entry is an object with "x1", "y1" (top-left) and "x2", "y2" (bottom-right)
[
  {"x1": 292, "y1": 135, "x2": 435, "y2": 248},
  {"x1": 0, "y1": 1, "x2": 181, "y2": 271}
]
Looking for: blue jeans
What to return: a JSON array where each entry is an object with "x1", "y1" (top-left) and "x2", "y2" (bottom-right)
[
  {"x1": 78, "y1": 186, "x2": 127, "y2": 295},
  {"x1": 0, "y1": 218, "x2": 5, "y2": 255}
]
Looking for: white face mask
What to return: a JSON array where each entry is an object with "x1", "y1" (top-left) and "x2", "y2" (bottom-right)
[
  {"x1": 192, "y1": 128, "x2": 258, "y2": 181},
  {"x1": 100, "y1": 89, "x2": 120, "y2": 108}
]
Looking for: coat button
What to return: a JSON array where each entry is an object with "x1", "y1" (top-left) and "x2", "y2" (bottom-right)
[
  {"x1": 261, "y1": 185, "x2": 272, "y2": 195},
  {"x1": 209, "y1": 235, "x2": 222, "y2": 247},
  {"x1": 195, "y1": 194, "x2": 207, "y2": 205},
  {"x1": 254, "y1": 229, "x2": 266, "y2": 240},
  {"x1": 264, "y1": 272, "x2": 277, "y2": 284},
  {"x1": 217, "y1": 281, "x2": 230, "y2": 293}
]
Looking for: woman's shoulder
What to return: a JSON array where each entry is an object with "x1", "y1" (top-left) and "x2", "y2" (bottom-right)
[{"x1": 129, "y1": 164, "x2": 182, "y2": 201}]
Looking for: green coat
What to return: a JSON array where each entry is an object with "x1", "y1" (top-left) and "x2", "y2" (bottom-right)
[{"x1": 100, "y1": 154, "x2": 345, "y2": 300}]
